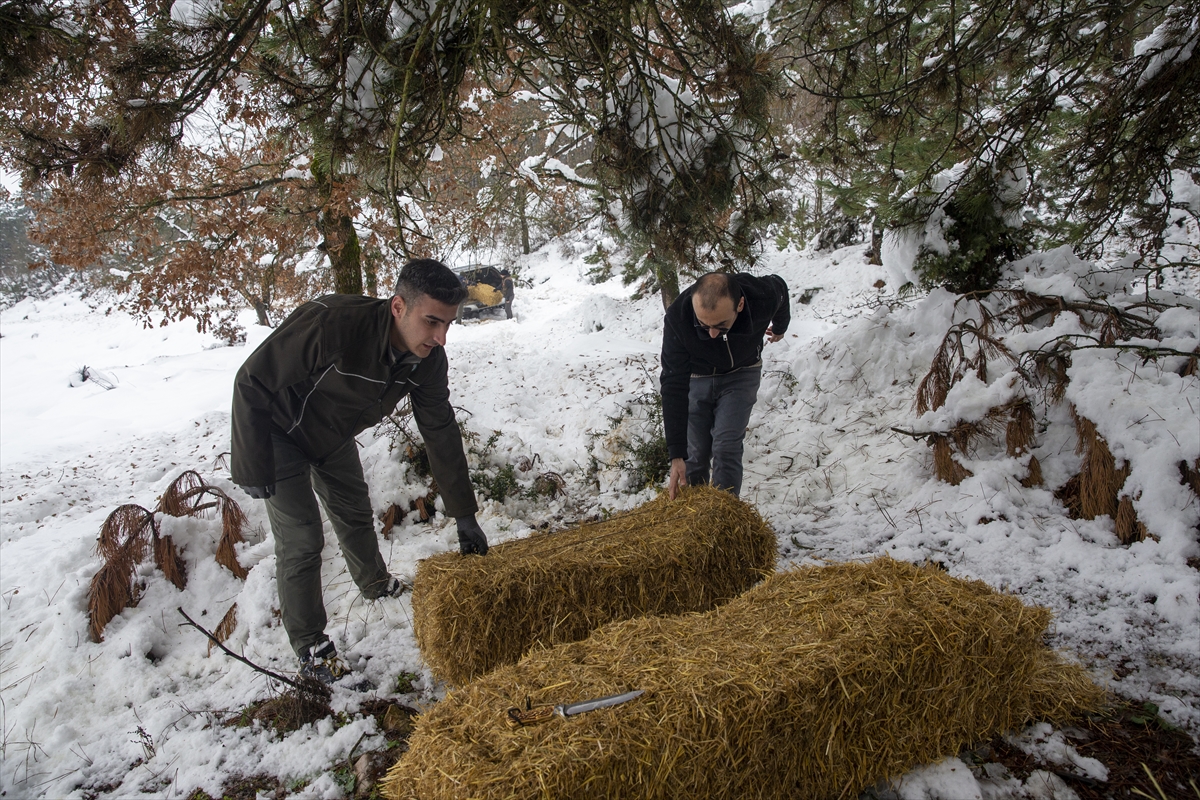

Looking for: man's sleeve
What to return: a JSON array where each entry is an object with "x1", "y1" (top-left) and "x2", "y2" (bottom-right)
[
  {"x1": 769, "y1": 275, "x2": 791, "y2": 335},
  {"x1": 410, "y1": 348, "x2": 479, "y2": 518},
  {"x1": 230, "y1": 310, "x2": 324, "y2": 487},
  {"x1": 660, "y1": 317, "x2": 692, "y2": 461}
]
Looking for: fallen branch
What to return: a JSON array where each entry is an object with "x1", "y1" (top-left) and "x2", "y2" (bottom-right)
[
  {"x1": 890, "y1": 427, "x2": 934, "y2": 441},
  {"x1": 177, "y1": 607, "x2": 325, "y2": 697}
]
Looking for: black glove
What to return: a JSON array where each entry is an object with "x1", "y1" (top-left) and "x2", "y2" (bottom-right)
[
  {"x1": 456, "y1": 515, "x2": 489, "y2": 555},
  {"x1": 242, "y1": 484, "x2": 276, "y2": 500}
]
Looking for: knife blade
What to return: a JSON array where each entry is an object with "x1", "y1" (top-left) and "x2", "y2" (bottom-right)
[
  {"x1": 506, "y1": 689, "x2": 645, "y2": 727},
  {"x1": 556, "y1": 689, "x2": 645, "y2": 717}
]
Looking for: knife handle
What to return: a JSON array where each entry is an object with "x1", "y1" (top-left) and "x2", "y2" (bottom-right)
[{"x1": 506, "y1": 704, "x2": 556, "y2": 728}]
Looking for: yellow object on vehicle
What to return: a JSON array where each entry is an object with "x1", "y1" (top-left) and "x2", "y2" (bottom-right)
[{"x1": 467, "y1": 283, "x2": 503, "y2": 307}]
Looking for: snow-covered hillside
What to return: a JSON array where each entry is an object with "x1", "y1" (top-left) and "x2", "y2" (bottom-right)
[{"x1": 0, "y1": 242, "x2": 1197, "y2": 799}]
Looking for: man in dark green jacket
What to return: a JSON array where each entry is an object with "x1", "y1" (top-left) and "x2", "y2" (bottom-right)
[{"x1": 231, "y1": 259, "x2": 487, "y2": 682}]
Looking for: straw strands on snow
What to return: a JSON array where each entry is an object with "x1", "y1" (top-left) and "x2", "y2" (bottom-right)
[
  {"x1": 385, "y1": 558, "x2": 1104, "y2": 800},
  {"x1": 411, "y1": 486, "x2": 775, "y2": 685}
]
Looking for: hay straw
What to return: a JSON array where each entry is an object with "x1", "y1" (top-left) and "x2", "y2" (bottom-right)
[
  {"x1": 385, "y1": 558, "x2": 1104, "y2": 800},
  {"x1": 411, "y1": 486, "x2": 775, "y2": 685}
]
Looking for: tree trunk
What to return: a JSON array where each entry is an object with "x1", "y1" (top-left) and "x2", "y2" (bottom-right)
[
  {"x1": 654, "y1": 257, "x2": 680, "y2": 310},
  {"x1": 517, "y1": 183, "x2": 531, "y2": 255},
  {"x1": 363, "y1": 247, "x2": 379, "y2": 297},
  {"x1": 320, "y1": 209, "x2": 362, "y2": 294},
  {"x1": 868, "y1": 216, "x2": 883, "y2": 266},
  {"x1": 248, "y1": 262, "x2": 273, "y2": 326}
]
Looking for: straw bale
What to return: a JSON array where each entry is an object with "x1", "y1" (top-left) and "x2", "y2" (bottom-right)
[
  {"x1": 385, "y1": 558, "x2": 1103, "y2": 800},
  {"x1": 411, "y1": 486, "x2": 775, "y2": 685}
]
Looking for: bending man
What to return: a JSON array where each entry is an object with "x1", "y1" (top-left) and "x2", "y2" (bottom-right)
[
  {"x1": 661, "y1": 272, "x2": 790, "y2": 499},
  {"x1": 231, "y1": 259, "x2": 488, "y2": 682}
]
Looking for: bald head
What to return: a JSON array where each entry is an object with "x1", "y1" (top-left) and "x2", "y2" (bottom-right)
[
  {"x1": 694, "y1": 273, "x2": 740, "y2": 311},
  {"x1": 690, "y1": 273, "x2": 744, "y2": 338}
]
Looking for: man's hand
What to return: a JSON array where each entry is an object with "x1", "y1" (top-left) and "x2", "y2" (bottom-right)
[
  {"x1": 765, "y1": 324, "x2": 783, "y2": 343},
  {"x1": 667, "y1": 458, "x2": 687, "y2": 499},
  {"x1": 456, "y1": 515, "x2": 489, "y2": 555},
  {"x1": 242, "y1": 484, "x2": 276, "y2": 500}
]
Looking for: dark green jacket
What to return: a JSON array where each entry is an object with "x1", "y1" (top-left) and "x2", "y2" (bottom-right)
[{"x1": 230, "y1": 294, "x2": 478, "y2": 517}]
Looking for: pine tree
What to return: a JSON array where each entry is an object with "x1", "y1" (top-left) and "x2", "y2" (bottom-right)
[{"x1": 775, "y1": 0, "x2": 1199, "y2": 288}]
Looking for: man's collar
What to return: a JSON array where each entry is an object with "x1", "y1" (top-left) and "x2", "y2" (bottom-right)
[{"x1": 389, "y1": 346, "x2": 422, "y2": 366}]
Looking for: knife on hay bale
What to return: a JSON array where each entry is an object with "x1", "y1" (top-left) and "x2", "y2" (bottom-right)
[{"x1": 506, "y1": 689, "x2": 645, "y2": 728}]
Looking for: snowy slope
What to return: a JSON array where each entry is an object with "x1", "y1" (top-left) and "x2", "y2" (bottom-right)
[{"x1": 0, "y1": 243, "x2": 1197, "y2": 799}]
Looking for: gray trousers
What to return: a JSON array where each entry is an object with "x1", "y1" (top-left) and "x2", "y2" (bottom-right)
[
  {"x1": 264, "y1": 433, "x2": 389, "y2": 657},
  {"x1": 685, "y1": 367, "x2": 762, "y2": 497}
]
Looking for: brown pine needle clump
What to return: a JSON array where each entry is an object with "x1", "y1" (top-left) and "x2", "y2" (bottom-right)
[
  {"x1": 1072, "y1": 410, "x2": 1145, "y2": 542},
  {"x1": 88, "y1": 503, "x2": 183, "y2": 641},
  {"x1": 384, "y1": 558, "x2": 1104, "y2": 800},
  {"x1": 88, "y1": 559, "x2": 140, "y2": 644},
  {"x1": 208, "y1": 603, "x2": 240, "y2": 656},
  {"x1": 157, "y1": 470, "x2": 249, "y2": 578},
  {"x1": 87, "y1": 470, "x2": 254, "y2": 641},
  {"x1": 931, "y1": 434, "x2": 973, "y2": 485},
  {"x1": 412, "y1": 486, "x2": 775, "y2": 685}
]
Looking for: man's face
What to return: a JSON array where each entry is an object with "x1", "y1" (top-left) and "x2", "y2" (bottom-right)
[
  {"x1": 390, "y1": 294, "x2": 458, "y2": 357},
  {"x1": 692, "y1": 295, "x2": 744, "y2": 338}
]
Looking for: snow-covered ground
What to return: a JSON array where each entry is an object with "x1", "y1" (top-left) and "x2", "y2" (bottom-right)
[{"x1": 1, "y1": 241, "x2": 1197, "y2": 799}]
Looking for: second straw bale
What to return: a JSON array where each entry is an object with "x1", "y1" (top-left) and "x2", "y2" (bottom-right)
[{"x1": 412, "y1": 486, "x2": 775, "y2": 684}]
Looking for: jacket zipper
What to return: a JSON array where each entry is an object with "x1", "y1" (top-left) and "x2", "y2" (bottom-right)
[{"x1": 723, "y1": 333, "x2": 734, "y2": 368}]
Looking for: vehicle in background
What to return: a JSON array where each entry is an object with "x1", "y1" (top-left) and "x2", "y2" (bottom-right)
[{"x1": 454, "y1": 264, "x2": 515, "y2": 321}]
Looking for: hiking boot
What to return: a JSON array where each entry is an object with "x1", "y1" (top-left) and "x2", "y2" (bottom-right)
[
  {"x1": 298, "y1": 639, "x2": 349, "y2": 686},
  {"x1": 384, "y1": 575, "x2": 411, "y2": 598}
]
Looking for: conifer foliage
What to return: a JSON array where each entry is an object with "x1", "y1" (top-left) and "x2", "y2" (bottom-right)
[{"x1": 777, "y1": 0, "x2": 1199, "y2": 288}]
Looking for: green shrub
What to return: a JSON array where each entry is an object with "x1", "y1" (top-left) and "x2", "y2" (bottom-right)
[{"x1": 915, "y1": 172, "x2": 1031, "y2": 294}]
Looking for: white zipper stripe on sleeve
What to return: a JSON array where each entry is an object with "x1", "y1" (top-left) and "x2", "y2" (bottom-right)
[
  {"x1": 333, "y1": 365, "x2": 387, "y2": 384},
  {"x1": 287, "y1": 364, "x2": 335, "y2": 433}
]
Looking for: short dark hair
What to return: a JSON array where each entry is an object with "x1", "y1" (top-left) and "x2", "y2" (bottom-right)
[
  {"x1": 694, "y1": 272, "x2": 741, "y2": 311},
  {"x1": 393, "y1": 259, "x2": 468, "y2": 306}
]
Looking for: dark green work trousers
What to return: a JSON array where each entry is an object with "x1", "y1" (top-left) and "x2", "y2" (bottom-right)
[{"x1": 264, "y1": 432, "x2": 390, "y2": 657}]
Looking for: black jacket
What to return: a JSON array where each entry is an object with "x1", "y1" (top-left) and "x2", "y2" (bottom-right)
[
  {"x1": 230, "y1": 294, "x2": 478, "y2": 517},
  {"x1": 660, "y1": 273, "x2": 790, "y2": 460}
]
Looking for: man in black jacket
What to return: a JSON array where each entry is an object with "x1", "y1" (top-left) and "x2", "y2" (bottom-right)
[
  {"x1": 231, "y1": 259, "x2": 488, "y2": 682},
  {"x1": 661, "y1": 272, "x2": 790, "y2": 499}
]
